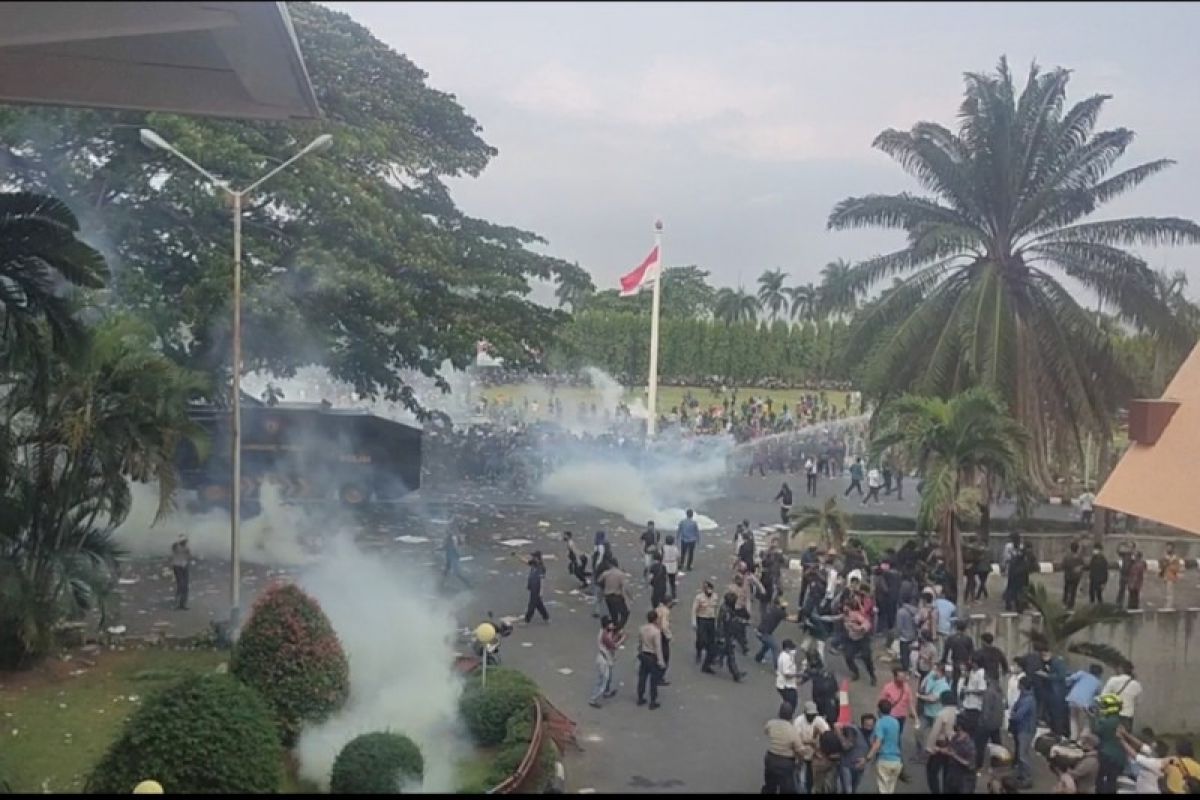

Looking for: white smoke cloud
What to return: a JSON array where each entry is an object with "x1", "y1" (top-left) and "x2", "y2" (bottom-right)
[
  {"x1": 113, "y1": 481, "x2": 319, "y2": 566},
  {"x1": 293, "y1": 537, "x2": 468, "y2": 793}
]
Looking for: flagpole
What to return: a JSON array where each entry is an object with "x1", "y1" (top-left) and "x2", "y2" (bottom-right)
[{"x1": 647, "y1": 219, "x2": 663, "y2": 438}]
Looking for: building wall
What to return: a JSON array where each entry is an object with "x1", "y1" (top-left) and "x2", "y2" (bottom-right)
[{"x1": 971, "y1": 608, "x2": 1200, "y2": 733}]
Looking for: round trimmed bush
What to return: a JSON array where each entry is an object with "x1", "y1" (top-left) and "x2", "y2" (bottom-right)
[
  {"x1": 231, "y1": 582, "x2": 350, "y2": 744},
  {"x1": 85, "y1": 674, "x2": 282, "y2": 794},
  {"x1": 459, "y1": 667, "x2": 538, "y2": 746},
  {"x1": 330, "y1": 732, "x2": 424, "y2": 794}
]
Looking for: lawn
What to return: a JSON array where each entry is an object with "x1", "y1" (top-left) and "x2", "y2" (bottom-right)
[
  {"x1": 0, "y1": 648, "x2": 226, "y2": 793},
  {"x1": 479, "y1": 382, "x2": 853, "y2": 417}
]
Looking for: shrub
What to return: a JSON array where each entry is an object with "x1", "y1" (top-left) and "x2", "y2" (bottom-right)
[
  {"x1": 330, "y1": 732, "x2": 424, "y2": 794},
  {"x1": 85, "y1": 674, "x2": 281, "y2": 794},
  {"x1": 231, "y1": 582, "x2": 350, "y2": 744},
  {"x1": 503, "y1": 704, "x2": 536, "y2": 745},
  {"x1": 485, "y1": 741, "x2": 531, "y2": 788},
  {"x1": 459, "y1": 667, "x2": 538, "y2": 746}
]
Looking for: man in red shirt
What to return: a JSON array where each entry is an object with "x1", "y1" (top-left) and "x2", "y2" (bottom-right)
[{"x1": 878, "y1": 667, "x2": 918, "y2": 736}]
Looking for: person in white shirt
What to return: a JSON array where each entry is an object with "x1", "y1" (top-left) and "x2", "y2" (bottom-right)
[
  {"x1": 1118, "y1": 728, "x2": 1168, "y2": 795},
  {"x1": 804, "y1": 457, "x2": 818, "y2": 497},
  {"x1": 661, "y1": 535, "x2": 680, "y2": 601},
  {"x1": 1004, "y1": 659, "x2": 1024, "y2": 729},
  {"x1": 776, "y1": 639, "x2": 800, "y2": 710},
  {"x1": 793, "y1": 700, "x2": 831, "y2": 793},
  {"x1": 863, "y1": 467, "x2": 883, "y2": 504},
  {"x1": 960, "y1": 661, "x2": 987, "y2": 713},
  {"x1": 1101, "y1": 662, "x2": 1143, "y2": 730},
  {"x1": 1077, "y1": 488, "x2": 1096, "y2": 528}
]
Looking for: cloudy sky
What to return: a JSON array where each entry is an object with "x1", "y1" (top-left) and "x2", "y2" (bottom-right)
[{"x1": 329, "y1": 1, "x2": 1200, "y2": 298}]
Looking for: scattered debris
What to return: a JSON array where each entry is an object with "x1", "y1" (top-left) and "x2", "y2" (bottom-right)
[
  {"x1": 394, "y1": 535, "x2": 430, "y2": 544},
  {"x1": 499, "y1": 538, "x2": 533, "y2": 547},
  {"x1": 521, "y1": 642, "x2": 534, "y2": 648},
  {"x1": 117, "y1": 578, "x2": 139, "y2": 585},
  {"x1": 556, "y1": 667, "x2": 573, "y2": 676}
]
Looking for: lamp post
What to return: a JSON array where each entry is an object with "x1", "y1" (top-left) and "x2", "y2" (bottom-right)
[
  {"x1": 139, "y1": 129, "x2": 332, "y2": 631},
  {"x1": 474, "y1": 622, "x2": 497, "y2": 687}
]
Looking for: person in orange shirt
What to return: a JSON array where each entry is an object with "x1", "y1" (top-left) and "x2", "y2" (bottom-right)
[{"x1": 877, "y1": 667, "x2": 918, "y2": 736}]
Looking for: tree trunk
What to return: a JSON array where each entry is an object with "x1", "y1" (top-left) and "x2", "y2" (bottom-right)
[
  {"x1": 1091, "y1": 435, "x2": 1113, "y2": 547},
  {"x1": 978, "y1": 501, "x2": 991, "y2": 547}
]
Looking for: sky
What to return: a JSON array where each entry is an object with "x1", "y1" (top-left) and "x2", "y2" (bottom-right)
[{"x1": 328, "y1": 1, "x2": 1200, "y2": 300}]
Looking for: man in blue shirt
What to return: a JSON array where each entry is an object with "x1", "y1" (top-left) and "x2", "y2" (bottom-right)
[
  {"x1": 677, "y1": 509, "x2": 700, "y2": 572},
  {"x1": 1008, "y1": 676, "x2": 1037, "y2": 789},
  {"x1": 1066, "y1": 663, "x2": 1104, "y2": 741},
  {"x1": 863, "y1": 698, "x2": 904, "y2": 793}
]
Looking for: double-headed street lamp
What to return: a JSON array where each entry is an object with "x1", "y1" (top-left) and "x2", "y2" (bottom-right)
[{"x1": 139, "y1": 128, "x2": 332, "y2": 630}]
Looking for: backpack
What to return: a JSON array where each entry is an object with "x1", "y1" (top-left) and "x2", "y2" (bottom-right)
[{"x1": 980, "y1": 679, "x2": 1005, "y2": 732}]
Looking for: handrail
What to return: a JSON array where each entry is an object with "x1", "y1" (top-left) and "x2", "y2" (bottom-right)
[{"x1": 487, "y1": 699, "x2": 545, "y2": 795}]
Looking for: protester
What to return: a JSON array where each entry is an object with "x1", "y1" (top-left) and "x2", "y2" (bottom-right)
[
  {"x1": 895, "y1": 592, "x2": 919, "y2": 673},
  {"x1": 794, "y1": 700, "x2": 831, "y2": 793},
  {"x1": 862, "y1": 698, "x2": 904, "y2": 793},
  {"x1": 1088, "y1": 544, "x2": 1109, "y2": 604},
  {"x1": 941, "y1": 714, "x2": 979, "y2": 794},
  {"x1": 648, "y1": 552, "x2": 669, "y2": 609},
  {"x1": 863, "y1": 466, "x2": 883, "y2": 504},
  {"x1": 1094, "y1": 692, "x2": 1128, "y2": 793},
  {"x1": 1162, "y1": 740, "x2": 1200, "y2": 794},
  {"x1": 1058, "y1": 733, "x2": 1101, "y2": 793},
  {"x1": 1061, "y1": 541, "x2": 1086, "y2": 610},
  {"x1": 170, "y1": 535, "x2": 191, "y2": 611},
  {"x1": 805, "y1": 455, "x2": 818, "y2": 497},
  {"x1": 523, "y1": 551, "x2": 550, "y2": 624},
  {"x1": 677, "y1": 509, "x2": 700, "y2": 572},
  {"x1": 636, "y1": 610, "x2": 666, "y2": 710},
  {"x1": 640, "y1": 520, "x2": 660, "y2": 579},
  {"x1": 1101, "y1": 661, "x2": 1143, "y2": 732},
  {"x1": 804, "y1": 654, "x2": 841, "y2": 725},
  {"x1": 708, "y1": 590, "x2": 747, "y2": 682},
  {"x1": 1117, "y1": 728, "x2": 1169, "y2": 795},
  {"x1": 878, "y1": 667, "x2": 917, "y2": 736},
  {"x1": 774, "y1": 481, "x2": 793, "y2": 526},
  {"x1": 942, "y1": 619, "x2": 974, "y2": 695},
  {"x1": 562, "y1": 531, "x2": 588, "y2": 589},
  {"x1": 754, "y1": 596, "x2": 787, "y2": 671},
  {"x1": 1066, "y1": 664, "x2": 1105, "y2": 741},
  {"x1": 975, "y1": 631, "x2": 1008, "y2": 683},
  {"x1": 842, "y1": 595, "x2": 876, "y2": 685},
  {"x1": 661, "y1": 534, "x2": 680, "y2": 601},
  {"x1": 926, "y1": 689, "x2": 959, "y2": 794},
  {"x1": 845, "y1": 457, "x2": 865, "y2": 497},
  {"x1": 774, "y1": 639, "x2": 800, "y2": 710},
  {"x1": 1008, "y1": 676, "x2": 1037, "y2": 790},
  {"x1": 919, "y1": 663, "x2": 952, "y2": 748},
  {"x1": 839, "y1": 714, "x2": 874, "y2": 794},
  {"x1": 587, "y1": 616, "x2": 624, "y2": 708}
]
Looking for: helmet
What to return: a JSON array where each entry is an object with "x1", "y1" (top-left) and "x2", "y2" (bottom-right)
[{"x1": 1096, "y1": 694, "x2": 1122, "y2": 715}]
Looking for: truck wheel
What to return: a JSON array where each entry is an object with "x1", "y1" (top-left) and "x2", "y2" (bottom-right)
[{"x1": 339, "y1": 483, "x2": 368, "y2": 506}]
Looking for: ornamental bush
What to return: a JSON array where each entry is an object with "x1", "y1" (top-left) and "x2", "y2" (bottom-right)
[
  {"x1": 458, "y1": 667, "x2": 538, "y2": 746},
  {"x1": 329, "y1": 732, "x2": 424, "y2": 794},
  {"x1": 85, "y1": 674, "x2": 281, "y2": 794},
  {"x1": 231, "y1": 582, "x2": 350, "y2": 744}
]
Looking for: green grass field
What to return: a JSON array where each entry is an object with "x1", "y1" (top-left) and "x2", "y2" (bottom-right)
[
  {"x1": 479, "y1": 383, "x2": 853, "y2": 416},
  {"x1": 0, "y1": 648, "x2": 226, "y2": 793}
]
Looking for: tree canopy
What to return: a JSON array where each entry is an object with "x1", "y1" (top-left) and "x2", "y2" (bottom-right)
[
  {"x1": 830, "y1": 57, "x2": 1200, "y2": 486},
  {"x1": 0, "y1": 1, "x2": 589, "y2": 409}
]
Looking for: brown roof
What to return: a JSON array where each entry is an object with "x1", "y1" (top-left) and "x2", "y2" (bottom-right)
[{"x1": 1097, "y1": 342, "x2": 1200, "y2": 534}]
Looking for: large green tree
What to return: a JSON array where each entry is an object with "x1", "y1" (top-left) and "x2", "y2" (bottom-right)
[
  {"x1": 0, "y1": 2, "x2": 588, "y2": 409},
  {"x1": 830, "y1": 57, "x2": 1200, "y2": 487},
  {"x1": 581, "y1": 265, "x2": 717, "y2": 319},
  {"x1": 757, "y1": 268, "x2": 789, "y2": 320},
  {"x1": 714, "y1": 287, "x2": 760, "y2": 325}
]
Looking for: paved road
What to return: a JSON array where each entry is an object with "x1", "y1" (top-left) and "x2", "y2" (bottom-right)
[{"x1": 112, "y1": 490, "x2": 1191, "y2": 794}]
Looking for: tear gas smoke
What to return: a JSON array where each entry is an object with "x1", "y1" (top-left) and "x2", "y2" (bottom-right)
[
  {"x1": 113, "y1": 481, "x2": 319, "y2": 565},
  {"x1": 293, "y1": 537, "x2": 467, "y2": 792}
]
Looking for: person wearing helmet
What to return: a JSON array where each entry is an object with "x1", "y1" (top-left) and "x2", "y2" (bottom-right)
[{"x1": 1094, "y1": 692, "x2": 1129, "y2": 794}]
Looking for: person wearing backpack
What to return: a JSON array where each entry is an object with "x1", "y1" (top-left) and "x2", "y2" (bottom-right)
[{"x1": 1162, "y1": 739, "x2": 1200, "y2": 794}]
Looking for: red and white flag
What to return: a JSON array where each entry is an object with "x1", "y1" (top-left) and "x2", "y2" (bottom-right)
[{"x1": 619, "y1": 245, "x2": 661, "y2": 297}]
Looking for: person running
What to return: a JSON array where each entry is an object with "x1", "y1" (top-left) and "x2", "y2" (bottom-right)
[
  {"x1": 763, "y1": 702, "x2": 804, "y2": 794},
  {"x1": 842, "y1": 595, "x2": 876, "y2": 685},
  {"x1": 862, "y1": 698, "x2": 904, "y2": 794},
  {"x1": 692, "y1": 580, "x2": 719, "y2": 666},
  {"x1": 1088, "y1": 544, "x2": 1109, "y2": 604},
  {"x1": 587, "y1": 616, "x2": 625, "y2": 708},
  {"x1": 708, "y1": 591, "x2": 747, "y2": 681},
  {"x1": 844, "y1": 457, "x2": 864, "y2": 497},
  {"x1": 523, "y1": 551, "x2": 550, "y2": 624},
  {"x1": 754, "y1": 596, "x2": 788, "y2": 670},
  {"x1": 562, "y1": 531, "x2": 588, "y2": 589},
  {"x1": 774, "y1": 481, "x2": 794, "y2": 526},
  {"x1": 661, "y1": 534, "x2": 680, "y2": 601},
  {"x1": 863, "y1": 466, "x2": 883, "y2": 505},
  {"x1": 636, "y1": 610, "x2": 666, "y2": 710},
  {"x1": 677, "y1": 509, "x2": 701, "y2": 572}
]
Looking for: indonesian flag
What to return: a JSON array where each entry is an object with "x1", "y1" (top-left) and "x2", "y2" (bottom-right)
[{"x1": 619, "y1": 246, "x2": 661, "y2": 297}]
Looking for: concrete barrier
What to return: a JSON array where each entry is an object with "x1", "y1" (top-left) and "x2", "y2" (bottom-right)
[{"x1": 965, "y1": 607, "x2": 1200, "y2": 733}]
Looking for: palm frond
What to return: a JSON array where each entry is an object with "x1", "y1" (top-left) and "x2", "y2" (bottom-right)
[{"x1": 1068, "y1": 642, "x2": 1128, "y2": 670}]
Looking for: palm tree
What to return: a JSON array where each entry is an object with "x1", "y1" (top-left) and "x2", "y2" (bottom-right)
[
  {"x1": 789, "y1": 497, "x2": 848, "y2": 553},
  {"x1": 817, "y1": 258, "x2": 857, "y2": 319},
  {"x1": 1148, "y1": 269, "x2": 1200, "y2": 392},
  {"x1": 0, "y1": 191, "x2": 106, "y2": 368},
  {"x1": 714, "y1": 287, "x2": 760, "y2": 325},
  {"x1": 787, "y1": 283, "x2": 818, "y2": 322},
  {"x1": 1025, "y1": 583, "x2": 1128, "y2": 669},
  {"x1": 0, "y1": 316, "x2": 209, "y2": 667},
  {"x1": 828, "y1": 58, "x2": 1200, "y2": 489},
  {"x1": 756, "y1": 269, "x2": 789, "y2": 320},
  {"x1": 870, "y1": 388, "x2": 1026, "y2": 601}
]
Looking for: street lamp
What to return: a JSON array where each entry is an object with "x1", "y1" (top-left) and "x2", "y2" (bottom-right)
[
  {"x1": 474, "y1": 622, "x2": 497, "y2": 687},
  {"x1": 139, "y1": 128, "x2": 332, "y2": 631}
]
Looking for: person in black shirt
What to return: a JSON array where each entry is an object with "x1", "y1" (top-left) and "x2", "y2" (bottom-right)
[
  {"x1": 941, "y1": 619, "x2": 975, "y2": 694},
  {"x1": 802, "y1": 655, "x2": 841, "y2": 724},
  {"x1": 974, "y1": 632, "x2": 1008, "y2": 683},
  {"x1": 640, "y1": 521, "x2": 659, "y2": 578},
  {"x1": 1087, "y1": 545, "x2": 1109, "y2": 604},
  {"x1": 754, "y1": 596, "x2": 788, "y2": 667},
  {"x1": 524, "y1": 551, "x2": 549, "y2": 624},
  {"x1": 940, "y1": 715, "x2": 978, "y2": 794},
  {"x1": 649, "y1": 552, "x2": 669, "y2": 609},
  {"x1": 1060, "y1": 541, "x2": 1084, "y2": 610},
  {"x1": 774, "y1": 482, "x2": 794, "y2": 526},
  {"x1": 737, "y1": 531, "x2": 756, "y2": 574}
]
